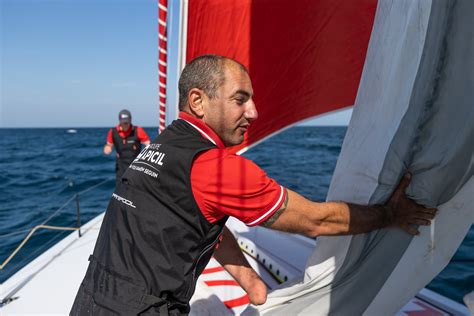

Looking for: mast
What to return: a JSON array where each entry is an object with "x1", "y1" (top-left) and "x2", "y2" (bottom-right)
[
  {"x1": 158, "y1": 0, "x2": 168, "y2": 132},
  {"x1": 159, "y1": 0, "x2": 188, "y2": 129}
]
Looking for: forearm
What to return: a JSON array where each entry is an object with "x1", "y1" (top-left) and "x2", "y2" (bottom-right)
[
  {"x1": 265, "y1": 189, "x2": 391, "y2": 237},
  {"x1": 213, "y1": 227, "x2": 267, "y2": 305},
  {"x1": 263, "y1": 174, "x2": 435, "y2": 237},
  {"x1": 316, "y1": 202, "x2": 391, "y2": 236},
  {"x1": 308, "y1": 173, "x2": 435, "y2": 236}
]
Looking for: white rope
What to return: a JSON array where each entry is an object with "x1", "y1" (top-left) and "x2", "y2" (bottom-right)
[
  {"x1": 158, "y1": 19, "x2": 167, "y2": 27},
  {"x1": 158, "y1": 3, "x2": 167, "y2": 12},
  {"x1": 0, "y1": 178, "x2": 112, "y2": 270},
  {"x1": 0, "y1": 225, "x2": 80, "y2": 270},
  {"x1": 158, "y1": 59, "x2": 167, "y2": 67},
  {"x1": 158, "y1": 34, "x2": 168, "y2": 42}
]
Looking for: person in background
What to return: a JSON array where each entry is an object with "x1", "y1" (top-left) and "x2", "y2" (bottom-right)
[{"x1": 104, "y1": 109, "x2": 150, "y2": 185}]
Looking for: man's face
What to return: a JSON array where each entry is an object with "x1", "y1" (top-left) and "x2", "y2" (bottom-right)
[
  {"x1": 202, "y1": 63, "x2": 258, "y2": 147},
  {"x1": 120, "y1": 121, "x2": 131, "y2": 131}
]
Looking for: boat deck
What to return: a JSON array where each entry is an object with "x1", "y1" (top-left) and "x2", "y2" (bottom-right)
[{"x1": 0, "y1": 214, "x2": 470, "y2": 315}]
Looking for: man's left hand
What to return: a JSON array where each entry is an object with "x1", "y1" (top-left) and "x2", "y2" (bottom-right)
[{"x1": 386, "y1": 173, "x2": 437, "y2": 235}]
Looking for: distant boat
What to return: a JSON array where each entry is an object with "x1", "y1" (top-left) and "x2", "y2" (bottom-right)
[{"x1": 66, "y1": 129, "x2": 77, "y2": 134}]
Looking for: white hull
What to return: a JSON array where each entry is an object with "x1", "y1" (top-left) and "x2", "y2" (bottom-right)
[{"x1": 1, "y1": 214, "x2": 469, "y2": 315}]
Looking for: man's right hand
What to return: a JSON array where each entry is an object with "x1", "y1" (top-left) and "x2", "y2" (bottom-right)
[
  {"x1": 385, "y1": 173, "x2": 437, "y2": 235},
  {"x1": 103, "y1": 144, "x2": 113, "y2": 155}
]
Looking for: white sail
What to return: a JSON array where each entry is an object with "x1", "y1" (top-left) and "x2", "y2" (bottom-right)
[{"x1": 256, "y1": 0, "x2": 474, "y2": 314}]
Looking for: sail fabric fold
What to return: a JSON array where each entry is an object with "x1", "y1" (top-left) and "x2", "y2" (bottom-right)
[{"x1": 257, "y1": 0, "x2": 474, "y2": 314}]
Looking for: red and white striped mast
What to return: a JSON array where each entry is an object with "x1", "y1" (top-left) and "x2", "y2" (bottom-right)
[{"x1": 158, "y1": 0, "x2": 168, "y2": 133}]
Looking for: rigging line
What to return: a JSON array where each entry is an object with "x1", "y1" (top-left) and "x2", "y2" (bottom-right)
[
  {"x1": 0, "y1": 229, "x2": 31, "y2": 239},
  {"x1": 1, "y1": 227, "x2": 68, "y2": 274},
  {"x1": 40, "y1": 178, "x2": 112, "y2": 225},
  {"x1": 3, "y1": 218, "x2": 101, "y2": 276},
  {"x1": 0, "y1": 182, "x2": 75, "y2": 236},
  {"x1": 39, "y1": 195, "x2": 76, "y2": 226},
  {"x1": 0, "y1": 178, "x2": 112, "y2": 269},
  {"x1": 0, "y1": 178, "x2": 111, "y2": 239},
  {"x1": 0, "y1": 225, "x2": 79, "y2": 270},
  {"x1": 76, "y1": 178, "x2": 112, "y2": 196},
  {"x1": 40, "y1": 180, "x2": 72, "y2": 199}
]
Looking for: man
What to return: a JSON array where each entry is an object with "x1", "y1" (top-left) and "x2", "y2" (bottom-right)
[
  {"x1": 104, "y1": 109, "x2": 150, "y2": 185},
  {"x1": 71, "y1": 55, "x2": 436, "y2": 315}
]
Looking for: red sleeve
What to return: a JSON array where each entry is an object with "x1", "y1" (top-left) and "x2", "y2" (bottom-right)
[
  {"x1": 106, "y1": 128, "x2": 113, "y2": 145},
  {"x1": 191, "y1": 149, "x2": 286, "y2": 226},
  {"x1": 136, "y1": 127, "x2": 150, "y2": 143}
]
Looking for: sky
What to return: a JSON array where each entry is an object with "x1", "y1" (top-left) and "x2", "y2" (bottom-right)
[{"x1": 0, "y1": 0, "x2": 352, "y2": 128}]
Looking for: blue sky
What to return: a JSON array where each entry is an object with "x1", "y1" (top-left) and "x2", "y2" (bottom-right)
[
  {"x1": 0, "y1": 0, "x2": 351, "y2": 128},
  {"x1": 1, "y1": 0, "x2": 157, "y2": 128}
]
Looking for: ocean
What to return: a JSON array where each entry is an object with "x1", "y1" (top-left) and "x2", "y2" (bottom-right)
[{"x1": 0, "y1": 127, "x2": 472, "y2": 304}]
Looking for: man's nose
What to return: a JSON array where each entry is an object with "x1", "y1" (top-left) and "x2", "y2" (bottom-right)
[{"x1": 244, "y1": 99, "x2": 258, "y2": 121}]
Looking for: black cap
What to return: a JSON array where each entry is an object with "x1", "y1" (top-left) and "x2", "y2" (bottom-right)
[{"x1": 118, "y1": 109, "x2": 132, "y2": 123}]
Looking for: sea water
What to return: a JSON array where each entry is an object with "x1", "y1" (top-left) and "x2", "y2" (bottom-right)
[{"x1": 0, "y1": 127, "x2": 472, "y2": 303}]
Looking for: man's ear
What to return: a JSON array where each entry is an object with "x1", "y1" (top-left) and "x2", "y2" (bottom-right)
[{"x1": 188, "y1": 88, "x2": 205, "y2": 118}]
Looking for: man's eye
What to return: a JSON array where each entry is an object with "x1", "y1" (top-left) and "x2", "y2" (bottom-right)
[{"x1": 236, "y1": 98, "x2": 244, "y2": 104}]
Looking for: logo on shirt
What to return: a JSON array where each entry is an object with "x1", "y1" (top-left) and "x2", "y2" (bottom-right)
[
  {"x1": 112, "y1": 193, "x2": 136, "y2": 208},
  {"x1": 129, "y1": 144, "x2": 165, "y2": 179},
  {"x1": 133, "y1": 144, "x2": 165, "y2": 166}
]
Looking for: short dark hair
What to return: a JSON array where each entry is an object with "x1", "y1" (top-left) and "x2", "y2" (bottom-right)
[{"x1": 178, "y1": 55, "x2": 248, "y2": 111}]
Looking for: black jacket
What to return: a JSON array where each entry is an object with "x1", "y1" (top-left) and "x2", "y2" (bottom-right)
[
  {"x1": 71, "y1": 119, "x2": 228, "y2": 315},
  {"x1": 112, "y1": 126, "x2": 142, "y2": 164}
]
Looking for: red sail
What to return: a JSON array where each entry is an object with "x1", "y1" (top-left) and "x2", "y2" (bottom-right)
[{"x1": 186, "y1": 0, "x2": 377, "y2": 153}]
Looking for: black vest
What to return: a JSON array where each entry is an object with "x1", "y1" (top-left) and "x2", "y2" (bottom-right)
[
  {"x1": 78, "y1": 119, "x2": 228, "y2": 315},
  {"x1": 112, "y1": 126, "x2": 142, "y2": 165}
]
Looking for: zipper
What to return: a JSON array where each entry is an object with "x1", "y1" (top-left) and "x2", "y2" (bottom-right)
[{"x1": 186, "y1": 233, "x2": 222, "y2": 297}]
